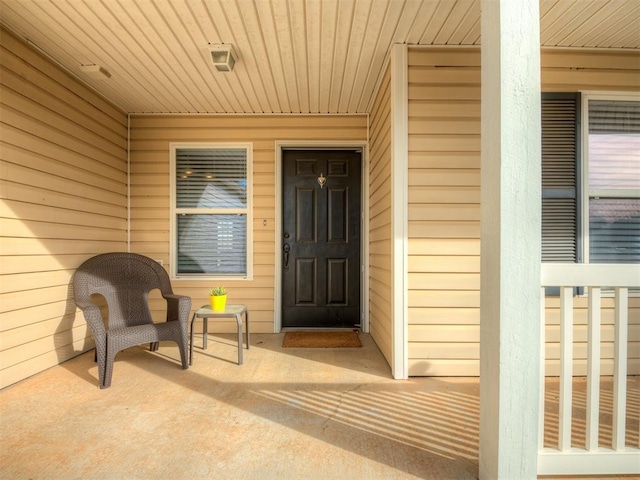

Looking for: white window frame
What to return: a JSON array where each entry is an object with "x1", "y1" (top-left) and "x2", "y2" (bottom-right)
[
  {"x1": 169, "y1": 142, "x2": 253, "y2": 280},
  {"x1": 580, "y1": 92, "x2": 640, "y2": 264}
]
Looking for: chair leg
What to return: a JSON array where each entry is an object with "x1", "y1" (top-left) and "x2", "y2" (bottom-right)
[
  {"x1": 94, "y1": 342, "x2": 107, "y2": 389},
  {"x1": 102, "y1": 347, "x2": 117, "y2": 389},
  {"x1": 175, "y1": 323, "x2": 189, "y2": 370},
  {"x1": 177, "y1": 335, "x2": 189, "y2": 370}
]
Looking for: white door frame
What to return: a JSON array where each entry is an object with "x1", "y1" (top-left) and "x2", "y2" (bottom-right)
[{"x1": 274, "y1": 141, "x2": 370, "y2": 333}]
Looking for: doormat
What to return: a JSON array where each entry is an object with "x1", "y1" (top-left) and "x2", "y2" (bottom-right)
[{"x1": 282, "y1": 331, "x2": 361, "y2": 348}]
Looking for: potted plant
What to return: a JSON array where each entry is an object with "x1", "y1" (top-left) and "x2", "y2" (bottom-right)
[{"x1": 209, "y1": 286, "x2": 228, "y2": 311}]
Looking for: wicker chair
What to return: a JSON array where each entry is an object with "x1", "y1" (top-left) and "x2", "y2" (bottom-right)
[{"x1": 73, "y1": 252, "x2": 191, "y2": 388}]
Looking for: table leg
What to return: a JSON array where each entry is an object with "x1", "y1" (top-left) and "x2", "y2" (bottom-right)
[
  {"x1": 189, "y1": 312, "x2": 197, "y2": 366},
  {"x1": 235, "y1": 313, "x2": 243, "y2": 365},
  {"x1": 203, "y1": 318, "x2": 208, "y2": 350},
  {"x1": 245, "y1": 310, "x2": 250, "y2": 350}
]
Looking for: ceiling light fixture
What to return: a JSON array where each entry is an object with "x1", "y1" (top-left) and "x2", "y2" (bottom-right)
[
  {"x1": 79, "y1": 64, "x2": 111, "y2": 80},
  {"x1": 209, "y1": 44, "x2": 237, "y2": 72}
]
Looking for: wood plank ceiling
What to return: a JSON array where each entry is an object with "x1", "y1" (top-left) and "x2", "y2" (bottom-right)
[{"x1": 1, "y1": 0, "x2": 638, "y2": 114}]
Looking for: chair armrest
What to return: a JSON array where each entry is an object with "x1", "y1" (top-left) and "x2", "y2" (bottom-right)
[
  {"x1": 164, "y1": 294, "x2": 192, "y2": 324},
  {"x1": 76, "y1": 303, "x2": 106, "y2": 338}
]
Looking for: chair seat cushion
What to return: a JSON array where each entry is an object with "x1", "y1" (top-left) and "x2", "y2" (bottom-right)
[{"x1": 108, "y1": 322, "x2": 183, "y2": 351}]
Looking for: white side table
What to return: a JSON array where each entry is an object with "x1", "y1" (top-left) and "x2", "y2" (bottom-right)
[{"x1": 189, "y1": 304, "x2": 249, "y2": 365}]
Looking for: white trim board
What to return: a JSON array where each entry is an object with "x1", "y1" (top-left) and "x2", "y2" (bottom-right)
[{"x1": 390, "y1": 43, "x2": 409, "y2": 380}]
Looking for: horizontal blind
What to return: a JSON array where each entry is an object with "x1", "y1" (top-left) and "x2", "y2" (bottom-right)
[
  {"x1": 177, "y1": 214, "x2": 247, "y2": 274},
  {"x1": 541, "y1": 93, "x2": 580, "y2": 263},
  {"x1": 589, "y1": 198, "x2": 640, "y2": 263},
  {"x1": 589, "y1": 100, "x2": 640, "y2": 133},
  {"x1": 175, "y1": 147, "x2": 248, "y2": 276},
  {"x1": 588, "y1": 99, "x2": 640, "y2": 264},
  {"x1": 176, "y1": 148, "x2": 247, "y2": 208},
  {"x1": 588, "y1": 134, "x2": 640, "y2": 189}
]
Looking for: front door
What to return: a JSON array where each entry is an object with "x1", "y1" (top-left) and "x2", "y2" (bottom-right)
[{"x1": 281, "y1": 149, "x2": 361, "y2": 328}]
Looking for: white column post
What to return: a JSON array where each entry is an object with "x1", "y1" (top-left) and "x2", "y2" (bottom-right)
[
  {"x1": 391, "y1": 43, "x2": 409, "y2": 380},
  {"x1": 479, "y1": 1, "x2": 542, "y2": 479}
]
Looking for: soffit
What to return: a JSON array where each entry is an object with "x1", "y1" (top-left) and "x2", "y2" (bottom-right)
[{"x1": 0, "y1": 0, "x2": 638, "y2": 114}]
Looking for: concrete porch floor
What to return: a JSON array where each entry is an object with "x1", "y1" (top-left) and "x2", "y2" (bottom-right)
[
  {"x1": 0, "y1": 332, "x2": 637, "y2": 479},
  {"x1": 1, "y1": 332, "x2": 480, "y2": 479}
]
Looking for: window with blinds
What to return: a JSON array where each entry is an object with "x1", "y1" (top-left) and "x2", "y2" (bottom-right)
[
  {"x1": 171, "y1": 145, "x2": 252, "y2": 278},
  {"x1": 586, "y1": 98, "x2": 640, "y2": 264}
]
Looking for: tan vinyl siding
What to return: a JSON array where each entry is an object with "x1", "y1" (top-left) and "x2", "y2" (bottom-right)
[
  {"x1": 367, "y1": 62, "x2": 393, "y2": 365},
  {"x1": 407, "y1": 46, "x2": 640, "y2": 377},
  {"x1": 129, "y1": 114, "x2": 367, "y2": 334},
  {"x1": 0, "y1": 27, "x2": 128, "y2": 388}
]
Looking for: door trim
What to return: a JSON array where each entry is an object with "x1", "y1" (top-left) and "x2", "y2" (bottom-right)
[{"x1": 275, "y1": 141, "x2": 369, "y2": 333}]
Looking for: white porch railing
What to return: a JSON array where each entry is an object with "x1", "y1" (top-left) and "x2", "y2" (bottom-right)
[{"x1": 539, "y1": 263, "x2": 640, "y2": 476}]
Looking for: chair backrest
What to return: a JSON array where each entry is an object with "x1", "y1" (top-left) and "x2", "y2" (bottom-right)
[{"x1": 74, "y1": 252, "x2": 173, "y2": 330}]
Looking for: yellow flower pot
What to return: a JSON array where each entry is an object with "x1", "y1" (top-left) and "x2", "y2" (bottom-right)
[{"x1": 210, "y1": 294, "x2": 227, "y2": 311}]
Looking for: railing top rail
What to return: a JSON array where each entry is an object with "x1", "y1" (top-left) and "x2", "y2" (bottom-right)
[{"x1": 541, "y1": 263, "x2": 639, "y2": 288}]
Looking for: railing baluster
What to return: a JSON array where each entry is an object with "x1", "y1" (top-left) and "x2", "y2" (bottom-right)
[
  {"x1": 613, "y1": 287, "x2": 628, "y2": 451},
  {"x1": 540, "y1": 287, "x2": 547, "y2": 452},
  {"x1": 539, "y1": 264, "x2": 639, "y2": 476},
  {"x1": 559, "y1": 286, "x2": 573, "y2": 452},
  {"x1": 586, "y1": 287, "x2": 601, "y2": 451}
]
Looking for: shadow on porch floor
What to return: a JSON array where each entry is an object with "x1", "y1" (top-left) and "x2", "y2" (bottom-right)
[
  {"x1": 1, "y1": 333, "x2": 479, "y2": 479},
  {"x1": 0, "y1": 333, "x2": 637, "y2": 479}
]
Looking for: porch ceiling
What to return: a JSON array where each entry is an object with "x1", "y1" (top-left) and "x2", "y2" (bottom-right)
[{"x1": 1, "y1": 0, "x2": 638, "y2": 115}]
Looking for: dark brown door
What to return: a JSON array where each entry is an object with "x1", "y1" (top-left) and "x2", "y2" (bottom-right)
[{"x1": 282, "y1": 149, "x2": 361, "y2": 328}]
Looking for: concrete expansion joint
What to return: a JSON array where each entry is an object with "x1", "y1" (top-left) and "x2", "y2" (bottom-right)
[{"x1": 320, "y1": 383, "x2": 368, "y2": 435}]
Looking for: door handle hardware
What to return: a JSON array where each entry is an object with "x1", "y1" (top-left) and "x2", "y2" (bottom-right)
[{"x1": 283, "y1": 243, "x2": 290, "y2": 271}]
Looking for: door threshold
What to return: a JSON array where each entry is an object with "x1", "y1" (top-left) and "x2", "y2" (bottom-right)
[{"x1": 280, "y1": 327, "x2": 360, "y2": 332}]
